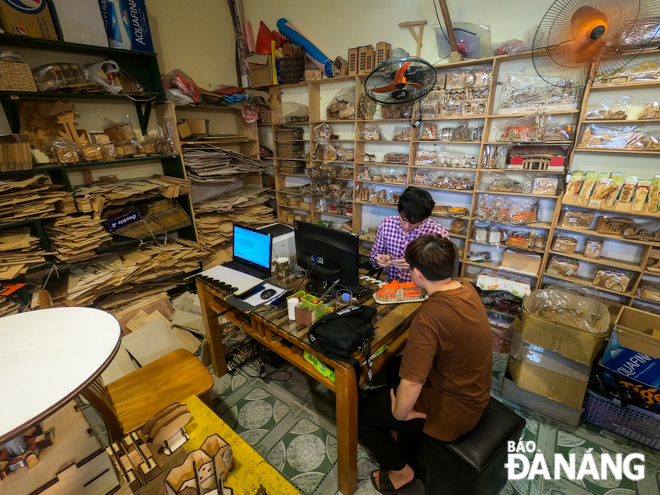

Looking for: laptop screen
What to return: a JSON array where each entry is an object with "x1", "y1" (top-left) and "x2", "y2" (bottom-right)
[{"x1": 233, "y1": 225, "x2": 271, "y2": 270}]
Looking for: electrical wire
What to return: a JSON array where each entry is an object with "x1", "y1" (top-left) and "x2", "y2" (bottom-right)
[{"x1": 295, "y1": 259, "x2": 318, "y2": 293}]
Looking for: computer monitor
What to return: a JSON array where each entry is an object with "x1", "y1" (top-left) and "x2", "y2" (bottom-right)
[
  {"x1": 233, "y1": 224, "x2": 272, "y2": 276},
  {"x1": 294, "y1": 220, "x2": 360, "y2": 295}
]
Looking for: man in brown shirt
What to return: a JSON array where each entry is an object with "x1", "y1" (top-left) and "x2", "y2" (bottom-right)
[{"x1": 358, "y1": 235, "x2": 492, "y2": 494}]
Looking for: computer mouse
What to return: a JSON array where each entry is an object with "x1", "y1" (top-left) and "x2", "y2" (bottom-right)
[{"x1": 261, "y1": 289, "x2": 277, "y2": 300}]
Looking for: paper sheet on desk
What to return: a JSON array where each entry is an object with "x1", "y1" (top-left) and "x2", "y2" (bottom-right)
[{"x1": 242, "y1": 284, "x2": 286, "y2": 306}]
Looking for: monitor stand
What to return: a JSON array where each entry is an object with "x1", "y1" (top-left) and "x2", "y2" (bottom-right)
[{"x1": 305, "y1": 277, "x2": 335, "y2": 298}]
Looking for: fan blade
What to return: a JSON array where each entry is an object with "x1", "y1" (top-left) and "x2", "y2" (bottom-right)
[
  {"x1": 394, "y1": 61, "x2": 413, "y2": 84},
  {"x1": 404, "y1": 82, "x2": 423, "y2": 90},
  {"x1": 371, "y1": 82, "x2": 400, "y2": 93}
]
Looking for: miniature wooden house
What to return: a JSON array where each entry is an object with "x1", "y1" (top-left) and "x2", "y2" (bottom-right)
[
  {"x1": 375, "y1": 42, "x2": 392, "y2": 66},
  {"x1": 165, "y1": 435, "x2": 233, "y2": 495},
  {"x1": 348, "y1": 48, "x2": 359, "y2": 76},
  {"x1": 358, "y1": 45, "x2": 375, "y2": 75},
  {"x1": 333, "y1": 56, "x2": 349, "y2": 76}
]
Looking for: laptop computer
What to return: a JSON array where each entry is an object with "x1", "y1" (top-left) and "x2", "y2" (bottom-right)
[{"x1": 223, "y1": 224, "x2": 273, "y2": 279}]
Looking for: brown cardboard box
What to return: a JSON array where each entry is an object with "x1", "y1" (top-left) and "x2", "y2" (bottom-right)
[
  {"x1": 521, "y1": 290, "x2": 610, "y2": 364},
  {"x1": 500, "y1": 377, "x2": 584, "y2": 428},
  {"x1": 614, "y1": 306, "x2": 660, "y2": 358},
  {"x1": 500, "y1": 249, "x2": 542, "y2": 276},
  {"x1": 247, "y1": 53, "x2": 273, "y2": 88},
  {"x1": 298, "y1": 202, "x2": 311, "y2": 211},
  {"x1": 508, "y1": 356, "x2": 588, "y2": 409},
  {"x1": 0, "y1": 3, "x2": 57, "y2": 40}
]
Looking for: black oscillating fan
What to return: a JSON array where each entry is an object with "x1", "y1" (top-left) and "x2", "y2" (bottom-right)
[
  {"x1": 364, "y1": 57, "x2": 437, "y2": 104},
  {"x1": 533, "y1": 0, "x2": 660, "y2": 86}
]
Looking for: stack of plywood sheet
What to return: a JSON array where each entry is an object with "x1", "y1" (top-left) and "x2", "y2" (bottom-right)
[
  {"x1": 0, "y1": 175, "x2": 75, "y2": 224},
  {"x1": 0, "y1": 227, "x2": 47, "y2": 280},
  {"x1": 45, "y1": 215, "x2": 112, "y2": 262}
]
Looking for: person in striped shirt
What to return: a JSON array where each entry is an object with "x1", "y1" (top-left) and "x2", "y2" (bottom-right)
[{"x1": 370, "y1": 187, "x2": 449, "y2": 283}]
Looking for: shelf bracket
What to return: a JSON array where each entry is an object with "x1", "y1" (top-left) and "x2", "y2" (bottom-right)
[
  {"x1": 134, "y1": 101, "x2": 153, "y2": 135},
  {"x1": 2, "y1": 97, "x2": 20, "y2": 134}
]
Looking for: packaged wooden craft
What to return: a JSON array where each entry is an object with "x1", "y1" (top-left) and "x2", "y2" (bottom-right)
[
  {"x1": 416, "y1": 122, "x2": 437, "y2": 140},
  {"x1": 585, "y1": 96, "x2": 631, "y2": 121},
  {"x1": 593, "y1": 61, "x2": 660, "y2": 86},
  {"x1": 532, "y1": 176, "x2": 559, "y2": 195},
  {"x1": 497, "y1": 113, "x2": 545, "y2": 143},
  {"x1": 415, "y1": 150, "x2": 437, "y2": 165},
  {"x1": 380, "y1": 103, "x2": 413, "y2": 120},
  {"x1": 587, "y1": 173, "x2": 623, "y2": 208},
  {"x1": 47, "y1": 137, "x2": 80, "y2": 163},
  {"x1": 579, "y1": 123, "x2": 646, "y2": 150},
  {"x1": 562, "y1": 171, "x2": 585, "y2": 204},
  {"x1": 649, "y1": 177, "x2": 660, "y2": 213},
  {"x1": 498, "y1": 70, "x2": 579, "y2": 114},
  {"x1": 595, "y1": 216, "x2": 635, "y2": 235},
  {"x1": 361, "y1": 126, "x2": 383, "y2": 141},
  {"x1": 413, "y1": 171, "x2": 433, "y2": 186},
  {"x1": 383, "y1": 153, "x2": 409, "y2": 164},
  {"x1": 633, "y1": 179, "x2": 651, "y2": 212},
  {"x1": 435, "y1": 174, "x2": 474, "y2": 190},
  {"x1": 639, "y1": 101, "x2": 660, "y2": 120},
  {"x1": 356, "y1": 167, "x2": 372, "y2": 180},
  {"x1": 583, "y1": 238, "x2": 604, "y2": 260},
  {"x1": 551, "y1": 235, "x2": 578, "y2": 253},
  {"x1": 558, "y1": 210, "x2": 594, "y2": 229},
  {"x1": 474, "y1": 225, "x2": 489, "y2": 243},
  {"x1": 505, "y1": 229, "x2": 547, "y2": 251},
  {"x1": 637, "y1": 281, "x2": 660, "y2": 302},
  {"x1": 622, "y1": 221, "x2": 660, "y2": 241},
  {"x1": 613, "y1": 176, "x2": 639, "y2": 212},
  {"x1": 546, "y1": 256, "x2": 579, "y2": 279},
  {"x1": 479, "y1": 173, "x2": 522, "y2": 193},
  {"x1": 593, "y1": 269, "x2": 631, "y2": 293},
  {"x1": 327, "y1": 87, "x2": 355, "y2": 120},
  {"x1": 313, "y1": 122, "x2": 333, "y2": 141},
  {"x1": 436, "y1": 147, "x2": 478, "y2": 168},
  {"x1": 475, "y1": 195, "x2": 513, "y2": 223},
  {"x1": 392, "y1": 126, "x2": 411, "y2": 141},
  {"x1": 576, "y1": 172, "x2": 599, "y2": 206}
]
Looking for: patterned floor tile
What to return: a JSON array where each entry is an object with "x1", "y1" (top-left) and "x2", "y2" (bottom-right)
[
  {"x1": 262, "y1": 409, "x2": 338, "y2": 495},
  {"x1": 303, "y1": 383, "x2": 337, "y2": 423}
]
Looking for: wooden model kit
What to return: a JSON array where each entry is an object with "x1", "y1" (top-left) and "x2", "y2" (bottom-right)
[
  {"x1": 374, "y1": 280, "x2": 427, "y2": 304},
  {"x1": 593, "y1": 269, "x2": 631, "y2": 293},
  {"x1": 142, "y1": 402, "x2": 192, "y2": 455},
  {"x1": 164, "y1": 434, "x2": 234, "y2": 495}
]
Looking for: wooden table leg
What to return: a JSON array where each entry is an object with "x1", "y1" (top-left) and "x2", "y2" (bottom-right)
[
  {"x1": 196, "y1": 280, "x2": 227, "y2": 378},
  {"x1": 335, "y1": 366, "x2": 358, "y2": 495}
]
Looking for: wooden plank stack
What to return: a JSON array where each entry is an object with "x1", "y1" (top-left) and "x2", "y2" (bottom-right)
[
  {"x1": 61, "y1": 239, "x2": 210, "y2": 307},
  {"x1": 183, "y1": 145, "x2": 268, "y2": 183},
  {"x1": 0, "y1": 176, "x2": 75, "y2": 225},
  {"x1": 0, "y1": 134, "x2": 32, "y2": 172},
  {"x1": 73, "y1": 175, "x2": 191, "y2": 219},
  {"x1": 0, "y1": 227, "x2": 47, "y2": 280},
  {"x1": 45, "y1": 215, "x2": 112, "y2": 263},
  {"x1": 194, "y1": 187, "x2": 275, "y2": 248},
  {"x1": 276, "y1": 127, "x2": 306, "y2": 159}
]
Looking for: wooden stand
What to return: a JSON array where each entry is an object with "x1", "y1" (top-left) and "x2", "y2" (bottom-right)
[{"x1": 399, "y1": 20, "x2": 427, "y2": 58}]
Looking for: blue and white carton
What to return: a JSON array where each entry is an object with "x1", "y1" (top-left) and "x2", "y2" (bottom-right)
[{"x1": 98, "y1": 0, "x2": 153, "y2": 52}]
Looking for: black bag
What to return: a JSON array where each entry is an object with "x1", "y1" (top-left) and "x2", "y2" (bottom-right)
[{"x1": 308, "y1": 304, "x2": 377, "y2": 388}]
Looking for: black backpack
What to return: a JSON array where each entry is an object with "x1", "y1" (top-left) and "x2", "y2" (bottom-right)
[{"x1": 308, "y1": 304, "x2": 377, "y2": 386}]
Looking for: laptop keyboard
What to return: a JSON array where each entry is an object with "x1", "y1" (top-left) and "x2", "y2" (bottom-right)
[
  {"x1": 223, "y1": 261, "x2": 265, "y2": 279},
  {"x1": 336, "y1": 281, "x2": 373, "y2": 298}
]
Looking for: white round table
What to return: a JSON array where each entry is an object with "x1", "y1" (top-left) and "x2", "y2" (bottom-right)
[{"x1": 0, "y1": 307, "x2": 121, "y2": 443}]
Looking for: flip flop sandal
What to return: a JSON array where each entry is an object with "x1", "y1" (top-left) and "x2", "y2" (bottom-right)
[{"x1": 371, "y1": 471, "x2": 424, "y2": 495}]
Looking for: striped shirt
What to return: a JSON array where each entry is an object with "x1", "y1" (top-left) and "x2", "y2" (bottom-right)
[{"x1": 369, "y1": 215, "x2": 449, "y2": 282}]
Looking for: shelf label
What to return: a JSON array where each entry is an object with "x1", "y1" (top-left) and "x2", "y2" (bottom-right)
[{"x1": 106, "y1": 210, "x2": 141, "y2": 231}]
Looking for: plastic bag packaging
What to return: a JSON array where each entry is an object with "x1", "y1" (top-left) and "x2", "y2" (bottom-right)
[
  {"x1": 103, "y1": 115, "x2": 138, "y2": 144},
  {"x1": 639, "y1": 101, "x2": 660, "y2": 120},
  {"x1": 138, "y1": 134, "x2": 163, "y2": 155},
  {"x1": 166, "y1": 88, "x2": 195, "y2": 105},
  {"x1": 356, "y1": 167, "x2": 372, "y2": 180},
  {"x1": 436, "y1": 174, "x2": 473, "y2": 190},
  {"x1": 242, "y1": 105, "x2": 259, "y2": 124},
  {"x1": 496, "y1": 113, "x2": 545, "y2": 143},
  {"x1": 48, "y1": 137, "x2": 80, "y2": 164},
  {"x1": 552, "y1": 235, "x2": 578, "y2": 253},
  {"x1": 564, "y1": 171, "x2": 585, "y2": 200},
  {"x1": 282, "y1": 102, "x2": 309, "y2": 123},
  {"x1": 636, "y1": 280, "x2": 660, "y2": 302},
  {"x1": 585, "y1": 96, "x2": 632, "y2": 120},
  {"x1": 495, "y1": 39, "x2": 529, "y2": 56},
  {"x1": 32, "y1": 62, "x2": 88, "y2": 91},
  {"x1": 531, "y1": 176, "x2": 559, "y2": 195},
  {"x1": 371, "y1": 170, "x2": 383, "y2": 182},
  {"x1": 475, "y1": 195, "x2": 512, "y2": 223},
  {"x1": 413, "y1": 171, "x2": 433, "y2": 186},
  {"x1": 362, "y1": 125, "x2": 383, "y2": 141},
  {"x1": 633, "y1": 179, "x2": 651, "y2": 211},
  {"x1": 415, "y1": 150, "x2": 436, "y2": 165},
  {"x1": 420, "y1": 90, "x2": 442, "y2": 118},
  {"x1": 380, "y1": 103, "x2": 413, "y2": 120},
  {"x1": 505, "y1": 229, "x2": 547, "y2": 251},
  {"x1": 436, "y1": 147, "x2": 478, "y2": 168},
  {"x1": 435, "y1": 22, "x2": 493, "y2": 59},
  {"x1": 546, "y1": 255, "x2": 579, "y2": 279},
  {"x1": 383, "y1": 153, "x2": 409, "y2": 164},
  {"x1": 0, "y1": 51, "x2": 20, "y2": 62},
  {"x1": 498, "y1": 70, "x2": 579, "y2": 114},
  {"x1": 479, "y1": 173, "x2": 522, "y2": 193},
  {"x1": 648, "y1": 177, "x2": 660, "y2": 213},
  {"x1": 416, "y1": 122, "x2": 437, "y2": 140},
  {"x1": 509, "y1": 198, "x2": 540, "y2": 225},
  {"x1": 491, "y1": 319, "x2": 514, "y2": 354},
  {"x1": 338, "y1": 166, "x2": 354, "y2": 179},
  {"x1": 584, "y1": 238, "x2": 604, "y2": 259},
  {"x1": 531, "y1": 281, "x2": 606, "y2": 332},
  {"x1": 593, "y1": 269, "x2": 632, "y2": 293},
  {"x1": 161, "y1": 69, "x2": 201, "y2": 103},
  {"x1": 160, "y1": 120, "x2": 176, "y2": 155},
  {"x1": 579, "y1": 123, "x2": 646, "y2": 149},
  {"x1": 313, "y1": 122, "x2": 333, "y2": 142},
  {"x1": 370, "y1": 188, "x2": 389, "y2": 204},
  {"x1": 392, "y1": 126, "x2": 411, "y2": 141},
  {"x1": 544, "y1": 115, "x2": 575, "y2": 141},
  {"x1": 85, "y1": 60, "x2": 122, "y2": 94},
  {"x1": 327, "y1": 87, "x2": 355, "y2": 120}
]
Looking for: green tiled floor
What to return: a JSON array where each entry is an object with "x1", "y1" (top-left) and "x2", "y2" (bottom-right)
[{"x1": 209, "y1": 351, "x2": 660, "y2": 495}]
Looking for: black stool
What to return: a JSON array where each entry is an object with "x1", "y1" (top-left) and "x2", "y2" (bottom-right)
[{"x1": 406, "y1": 398, "x2": 525, "y2": 495}]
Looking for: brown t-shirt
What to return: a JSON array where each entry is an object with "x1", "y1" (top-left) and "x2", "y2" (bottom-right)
[{"x1": 399, "y1": 280, "x2": 493, "y2": 442}]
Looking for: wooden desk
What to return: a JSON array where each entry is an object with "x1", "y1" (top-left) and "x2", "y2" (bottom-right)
[{"x1": 196, "y1": 274, "x2": 420, "y2": 495}]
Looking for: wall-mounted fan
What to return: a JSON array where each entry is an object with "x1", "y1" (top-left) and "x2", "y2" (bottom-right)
[
  {"x1": 533, "y1": 0, "x2": 660, "y2": 86},
  {"x1": 364, "y1": 57, "x2": 437, "y2": 105}
]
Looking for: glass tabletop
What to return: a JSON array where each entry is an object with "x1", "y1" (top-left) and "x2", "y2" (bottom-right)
[{"x1": 251, "y1": 272, "x2": 421, "y2": 367}]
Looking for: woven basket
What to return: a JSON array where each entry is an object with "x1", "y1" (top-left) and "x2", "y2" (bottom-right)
[
  {"x1": 0, "y1": 61, "x2": 37, "y2": 92},
  {"x1": 278, "y1": 47, "x2": 306, "y2": 85}
]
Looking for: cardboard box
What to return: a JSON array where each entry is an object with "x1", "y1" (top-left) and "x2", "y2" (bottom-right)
[
  {"x1": 50, "y1": 0, "x2": 107, "y2": 46},
  {"x1": 500, "y1": 249, "x2": 542, "y2": 276},
  {"x1": 0, "y1": 0, "x2": 57, "y2": 39},
  {"x1": 475, "y1": 269, "x2": 532, "y2": 297},
  {"x1": 98, "y1": 0, "x2": 154, "y2": 52},
  {"x1": 247, "y1": 53, "x2": 273, "y2": 88},
  {"x1": 298, "y1": 202, "x2": 311, "y2": 211},
  {"x1": 500, "y1": 377, "x2": 584, "y2": 428},
  {"x1": 521, "y1": 290, "x2": 610, "y2": 365},
  {"x1": 615, "y1": 306, "x2": 660, "y2": 357}
]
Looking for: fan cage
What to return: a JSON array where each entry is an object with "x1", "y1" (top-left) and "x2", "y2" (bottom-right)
[{"x1": 364, "y1": 56, "x2": 438, "y2": 105}]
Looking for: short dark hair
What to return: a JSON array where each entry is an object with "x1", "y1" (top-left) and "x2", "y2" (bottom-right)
[
  {"x1": 405, "y1": 235, "x2": 456, "y2": 281},
  {"x1": 398, "y1": 187, "x2": 435, "y2": 224}
]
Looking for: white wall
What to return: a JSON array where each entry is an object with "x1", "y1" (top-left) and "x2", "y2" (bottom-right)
[
  {"x1": 145, "y1": 0, "x2": 238, "y2": 89},
  {"x1": 242, "y1": 0, "x2": 555, "y2": 65}
]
